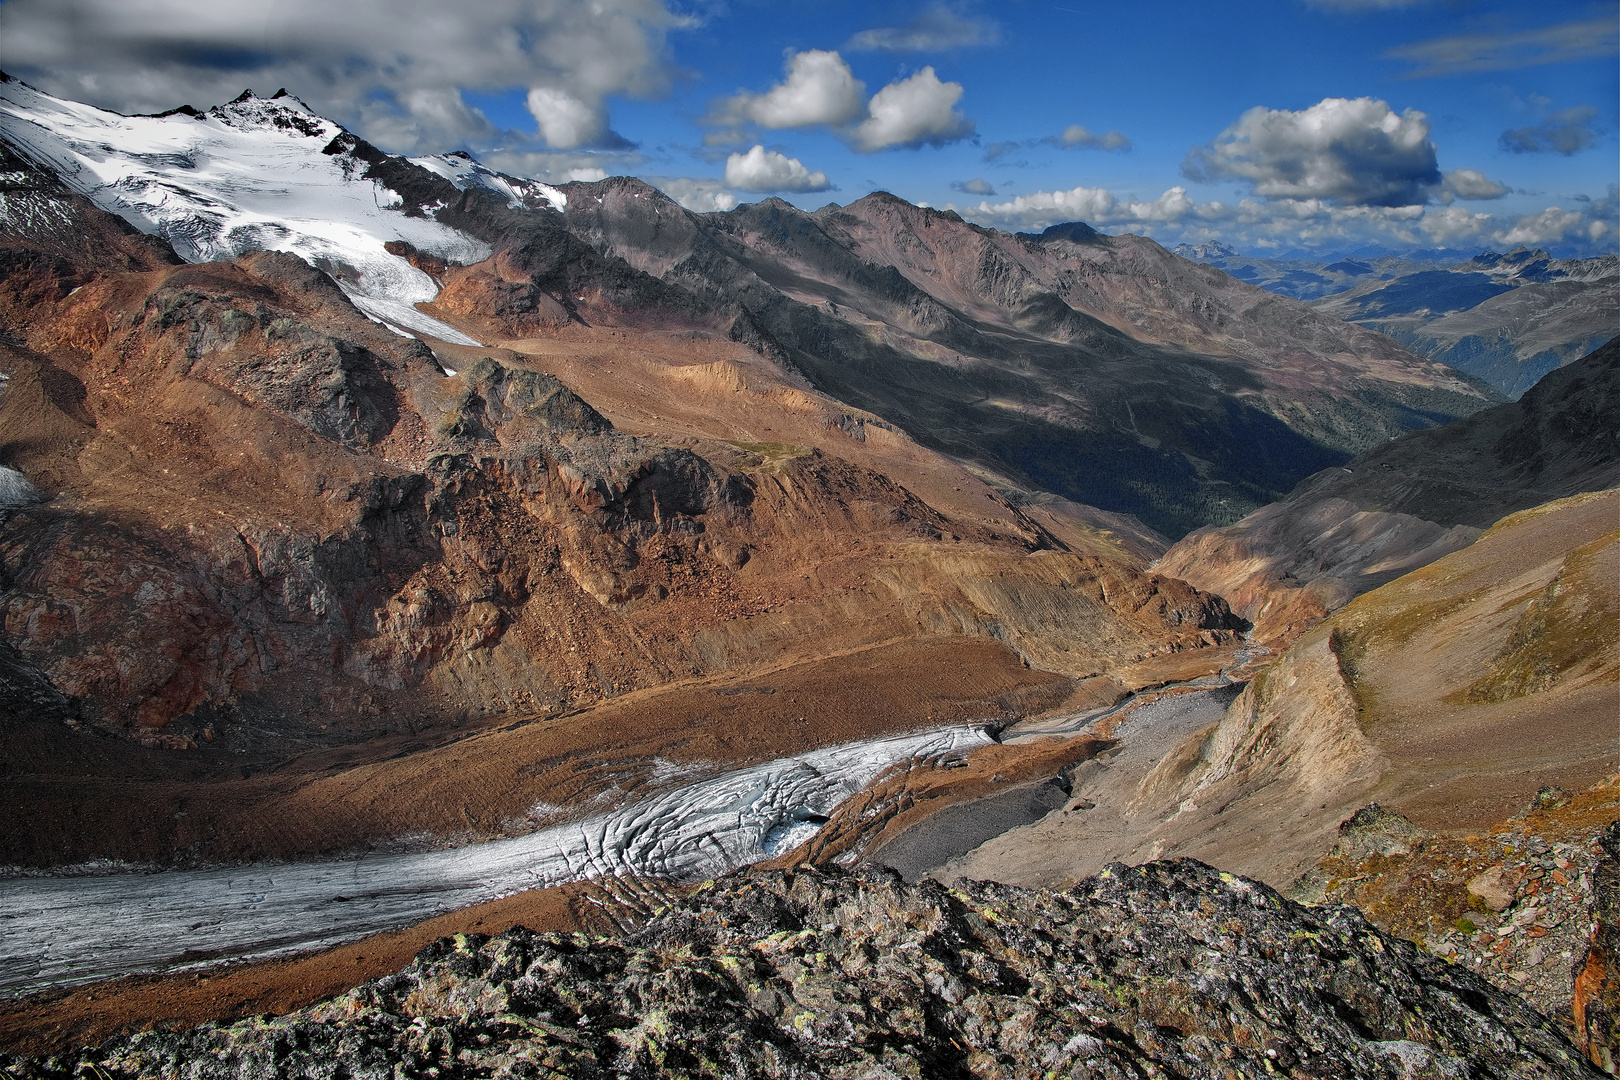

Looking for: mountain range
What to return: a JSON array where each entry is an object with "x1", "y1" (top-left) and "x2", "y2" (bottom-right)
[
  {"x1": 0, "y1": 76, "x2": 1616, "y2": 1074},
  {"x1": 1174, "y1": 241, "x2": 1618, "y2": 400}
]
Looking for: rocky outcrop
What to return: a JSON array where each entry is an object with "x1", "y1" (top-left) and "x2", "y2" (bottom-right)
[
  {"x1": 1288, "y1": 787, "x2": 1620, "y2": 1069},
  {"x1": 1577, "y1": 819, "x2": 1620, "y2": 1071},
  {"x1": 10, "y1": 861, "x2": 1595, "y2": 1078}
]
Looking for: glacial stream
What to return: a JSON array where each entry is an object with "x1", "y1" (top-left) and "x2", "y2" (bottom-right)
[{"x1": 0, "y1": 726, "x2": 992, "y2": 996}]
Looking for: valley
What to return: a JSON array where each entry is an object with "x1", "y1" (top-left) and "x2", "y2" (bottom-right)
[{"x1": 0, "y1": 74, "x2": 1615, "y2": 1076}]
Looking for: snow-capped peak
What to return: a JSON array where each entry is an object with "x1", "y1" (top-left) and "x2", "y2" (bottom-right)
[{"x1": 0, "y1": 77, "x2": 490, "y2": 345}]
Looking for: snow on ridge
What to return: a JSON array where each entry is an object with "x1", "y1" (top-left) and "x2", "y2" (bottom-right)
[
  {"x1": 0, "y1": 78, "x2": 486, "y2": 346},
  {"x1": 411, "y1": 151, "x2": 567, "y2": 213}
]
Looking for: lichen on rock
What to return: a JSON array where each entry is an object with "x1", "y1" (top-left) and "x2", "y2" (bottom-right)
[{"x1": 7, "y1": 860, "x2": 1597, "y2": 1078}]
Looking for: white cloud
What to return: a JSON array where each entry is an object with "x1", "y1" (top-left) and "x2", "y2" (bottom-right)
[
  {"x1": 526, "y1": 87, "x2": 608, "y2": 149},
  {"x1": 0, "y1": 0, "x2": 683, "y2": 153},
  {"x1": 652, "y1": 177, "x2": 738, "y2": 213},
  {"x1": 1125, "y1": 186, "x2": 1194, "y2": 221},
  {"x1": 1047, "y1": 125, "x2": 1131, "y2": 152},
  {"x1": 1184, "y1": 97, "x2": 1441, "y2": 207},
  {"x1": 1440, "y1": 169, "x2": 1508, "y2": 201},
  {"x1": 713, "y1": 50, "x2": 866, "y2": 130},
  {"x1": 958, "y1": 185, "x2": 1119, "y2": 228},
  {"x1": 724, "y1": 146, "x2": 831, "y2": 192},
  {"x1": 1497, "y1": 207, "x2": 1592, "y2": 247},
  {"x1": 1420, "y1": 206, "x2": 1493, "y2": 245},
  {"x1": 952, "y1": 180, "x2": 1617, "y2": 257},
  {"x1": 851, "y1": 67, "x2": 974, "y2": 151},
  {"x1": 480, "y1": 149, "x2": 643, "y2": 184},
  {"x1": 846, "y1": 6, "x2": 1000, "y2": 51}
]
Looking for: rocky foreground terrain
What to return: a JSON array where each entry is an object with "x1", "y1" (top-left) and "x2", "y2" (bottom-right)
[{"x1": 5, "y1": 858, "x2": 1606, "y2": 1079}]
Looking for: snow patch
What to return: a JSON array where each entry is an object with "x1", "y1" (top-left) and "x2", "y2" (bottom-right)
[{"x1": 410, "y1": 152, "x2": 566, "y2": 212}]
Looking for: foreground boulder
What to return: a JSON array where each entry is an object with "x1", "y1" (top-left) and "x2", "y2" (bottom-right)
[{"x1": 8, "y1": 861, "x2": 1596, "y2": 1078}]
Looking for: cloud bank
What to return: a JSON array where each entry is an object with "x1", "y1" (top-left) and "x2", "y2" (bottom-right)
[{"x1": 0, "y1": 0, "x2": 686, "y2": 152}]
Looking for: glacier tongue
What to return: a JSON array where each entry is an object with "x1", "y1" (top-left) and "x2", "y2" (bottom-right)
[
  {"x1": 0, "y1": 725, "x2": 992, "y2": 995},
  {"x1": 0, "y1": 79, "x2": 488, "y2": 346}
]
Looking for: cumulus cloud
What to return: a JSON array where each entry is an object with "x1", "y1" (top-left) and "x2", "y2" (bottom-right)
[
  {"x1": 1441, "y1": 169, "x2": 1508, "y2": 201},
  {"x1": 952, "y1": 177, "x2": 996, "y2": 195},
  {"x1": 1044, "y1": 124, "x2": 1131, "y2": 152},
  {"x1": 1498, "y1": 206, "x2": 1603, "y2": 247},
  {"x1": 1418, "y1": 206, "x2": 1493, "y2": 245},
  {"x1": 712, "y1": 50, "x2": 866, "y2": 130},
  {"x1": 526, "y1": 87, "x2": 612, "y2": 149},
  {"x1": 724, "y1": 146, "x2": 832, "y2": 192},
  {"x1": 1387, "y1": 17, "x2": 1618, "y2": 78},
  {"x1": 851, "y1": 67, "x2": 974, "y2": 151},
  {"x1": 0, "y1": 0, "x2": 684, "y2": 153},
  {"x1": 1184, "y1": 97, "x2": 1441, "y2": 207},
  {"x1": 1500, "y1": 106, "x2": 1600, "y2": 156},
  {"x1": 846, "y1": 6, "x2": 1000, "y2": 52},
  {"x1": 652, "y1": 177, "x2": 739, "y2": 213}
]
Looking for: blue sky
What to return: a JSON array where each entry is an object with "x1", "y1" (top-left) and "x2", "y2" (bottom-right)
[{"x1": 2, "y1": 0, "x2": 1615, "y2": 255}]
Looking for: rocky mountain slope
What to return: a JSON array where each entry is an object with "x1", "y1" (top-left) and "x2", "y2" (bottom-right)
[
  {"x1": 545, "y1": 184, "x2": 1495, "y2": 536},
  {"x1": 1294, "y1": 789, "x2": 1620, "y2": 1062},
  {"x1": 942, "y1": 487, "x2": 1619, "y2": 899},
  {"x1": 4, "y1": 862, "x2": 1599, "y2": 1079},
  {"x1": 1157, "y1": 336, "x2": 1620, "y2": 642},
  {"x1": 1313, "y1": 251, "x2": 1618, "y2": 399}
]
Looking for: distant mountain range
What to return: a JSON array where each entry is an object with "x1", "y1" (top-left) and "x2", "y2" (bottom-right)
[{"x1": 1174, "y1": 241, "x2": 1618, "y2": 399}]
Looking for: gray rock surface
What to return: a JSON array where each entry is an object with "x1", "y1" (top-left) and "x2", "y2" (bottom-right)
[{"x1": 7, "y1": 861, "x2": 1597, "y2": 1078}]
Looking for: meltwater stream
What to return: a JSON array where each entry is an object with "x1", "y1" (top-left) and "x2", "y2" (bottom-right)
[{"x1": 0, "y1": 726, "x2": 992, "y2": 996}]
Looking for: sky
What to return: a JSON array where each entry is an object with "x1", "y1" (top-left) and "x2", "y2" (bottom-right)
[{"x1": 1, "y1": 0, "x2": 1615, "y2": 257}]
